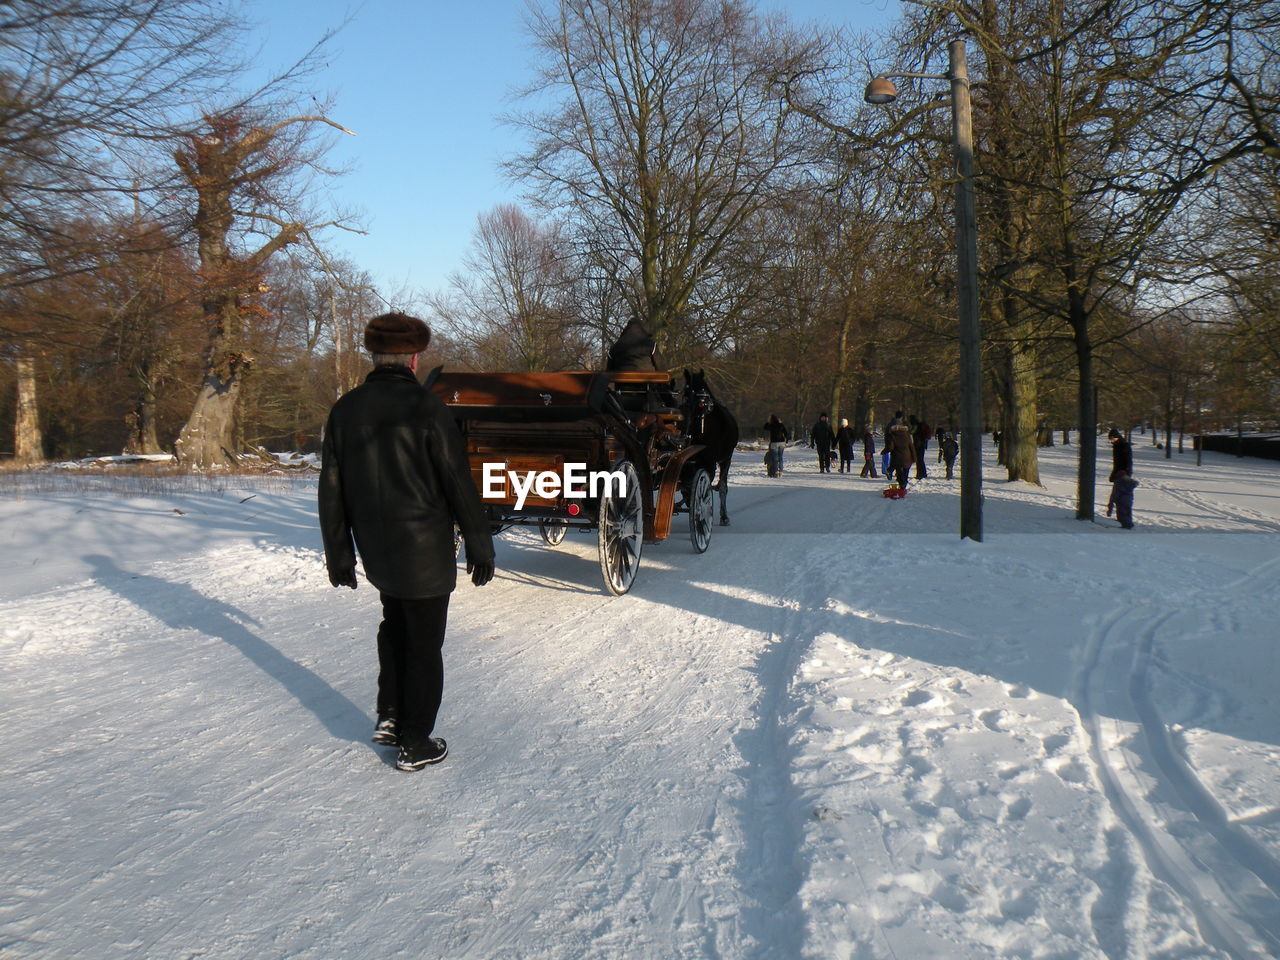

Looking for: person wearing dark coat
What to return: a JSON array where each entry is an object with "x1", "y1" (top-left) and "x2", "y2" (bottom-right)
[
  {"x1": 835, "y1": 418, "x2": 857, "y2": 473},
  {"x1": 887, "y1": 424, "x2": 915, "y2": 489},
  {"x1": 320, "y1": 312, "x2": 496, "y2": 772},
  {"x1": 911, "y1": 416, "x2": 931, "y2": 479},
  {"x1": 885, "y1": 409, "x2": 906, "y2": 478},
  {"x1": 810, "y1": 413, "x2": 837, "y2": 472},
  {"x1": 1108, "y1": 428, "x2": 1133, "y2": 482},
  {"x1": 1107, "y1": 470, "x2": 1138, "y2": 528},
  {"x1": 762, "y1": 415, "x2": 790, "y2": 476},
  {"x1": 860, "y1": 423, "x2": 879, "y2": 478},
  {"x1": 605, "y1": 315, "x2": 662, "y2": 371},
  {"x1": 940, "y1": 430, "x2": 959, "y2": 479}
]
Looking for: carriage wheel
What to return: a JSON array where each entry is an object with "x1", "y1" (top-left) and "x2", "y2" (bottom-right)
[
  {"x1": 540, "y1": 518, "x2": 568, "y2": 546},
  {"x1": 597, "y1": 460, "x2": 643, "y2": 596},
  {"x1": 687, "y1": 468, "x2": 714, "y2": 554}
]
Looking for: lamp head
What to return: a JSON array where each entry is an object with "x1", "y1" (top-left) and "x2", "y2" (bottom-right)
[{"x1": 864, "y1": 77, "x2": 898, "y2": 105}]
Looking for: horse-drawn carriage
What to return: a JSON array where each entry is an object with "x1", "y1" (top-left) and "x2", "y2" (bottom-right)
[{"x1": 426, "y1": 367, "x2": 729, "y2": 595}]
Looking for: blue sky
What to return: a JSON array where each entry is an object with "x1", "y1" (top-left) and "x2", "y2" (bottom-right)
[{"x1": 251, "y1": 0, "x2": 901, "y2": 300}]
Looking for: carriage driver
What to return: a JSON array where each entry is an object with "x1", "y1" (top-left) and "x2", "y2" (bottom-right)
[{"x1": 319, "y1": 312, "x2": 495, "y2": 771}]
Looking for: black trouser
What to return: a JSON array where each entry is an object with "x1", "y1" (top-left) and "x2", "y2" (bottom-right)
[
  {"x1": 376, "y1": 593, "x2": 450, "y2": 748},
  {"x1": 817, "y1": 447, "x2": 832, "y2": 472},
  {"x1": 891, "y1": 457, "x2": 910, "y2": 488}
]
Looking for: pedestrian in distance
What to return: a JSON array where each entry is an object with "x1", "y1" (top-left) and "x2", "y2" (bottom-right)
[
  {"x1": 811, "y1": 412, "x2": 837, "y2": 473},
  {"x1": 319, "y1": 313, "x2": 496, "y2": 772},
  {"x1": 835, "y1": 418, "x2": 857, "y2": 473},
  {"x1": 887, "y1": 422, "x2": 915, "y2": 490},
  {"x1": 762, "y1": 414, "x2": 790, "y2": 477},
  {"x1": 940, "y1": 430, "x2": 959, "y2": 480},
  {"x1": 911, "y1": 415, "x2": 931, "y2": 479},
  {"x1": 1106, "y1": 469, "x2": 1139, "y2": 529},
  {"x1": 1108, "y1": 427, "x2": 1133, "y2": 483},
  {"x1": 882, "y1": 411, "x2": 903, "y2": 478},
  {"x1": 860, "y1": 422, "x2": 879, "y2": 478}
]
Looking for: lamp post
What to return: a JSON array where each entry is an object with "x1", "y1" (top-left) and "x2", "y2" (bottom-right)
[{"x1": 865, "y1": 38, "x2": 983, "y2": 542}]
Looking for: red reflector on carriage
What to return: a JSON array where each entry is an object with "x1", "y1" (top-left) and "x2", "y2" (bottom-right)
[{"x1": 567, "y1": 503, "x2": 581, "y2": 516}]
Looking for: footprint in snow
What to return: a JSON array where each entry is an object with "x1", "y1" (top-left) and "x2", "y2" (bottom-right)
[
  {"x1": 1041, "y1": 732, "x2": 1072, "y2": 756},
  {"x1": 978, "y1": 708, "x2": 1006, "y2": 731},
  {"x1": 902, "y1": 689, "x2": 939, "y2": 708},
  {"x1": 1002, "y1": 795, "x2": 1033, "y2": 822},
  {"x1": 1049, "y1": 756, "x2": 1090, "y2": 784},
  {"x1": 903, "y1": 754, "x2": 935, "y2": 779}
]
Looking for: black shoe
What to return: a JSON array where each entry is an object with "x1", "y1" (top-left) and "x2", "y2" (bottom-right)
[
  {"x1": 372, "y1": 716, "x2": 399, "y2": 746},
  {"x1": 396, "y1": 737, "x2": 448, "y2": 771}
]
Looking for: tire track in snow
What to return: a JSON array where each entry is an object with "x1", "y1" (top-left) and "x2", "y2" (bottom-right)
[{"x1": 1075, "y1": 607, "x2": 1280, "y2": 958}]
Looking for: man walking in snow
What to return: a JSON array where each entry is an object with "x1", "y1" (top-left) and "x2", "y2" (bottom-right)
[
  {"x1": 1107, "y1": 428, "x2": 1133, "y2": 483},
  {"x1": 810, "y1": 413, "x2": 837, "y2": 473},
  {"x1": 319, "y1": 313, "x2": 495, "y2": 772},
  {"x1": 911, "y1": 415, "x2": 931, "y2": 479}
]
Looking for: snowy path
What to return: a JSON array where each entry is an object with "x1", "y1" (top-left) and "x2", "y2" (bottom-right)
[{"x1": 2, "y1": 439, "x2": 1278, "y2": 959}]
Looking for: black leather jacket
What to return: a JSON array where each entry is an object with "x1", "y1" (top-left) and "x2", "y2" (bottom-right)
[{"x1": 319, "y1": 365, "x2": 494, "y2": 598}]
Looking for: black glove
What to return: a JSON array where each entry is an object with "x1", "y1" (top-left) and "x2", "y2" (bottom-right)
[
  {"x1": 329, "y1": 566, "x2": 358, "y2": 589},
  {"x1": 466, "y1": 557, "x2": 495, "y2": 587}
]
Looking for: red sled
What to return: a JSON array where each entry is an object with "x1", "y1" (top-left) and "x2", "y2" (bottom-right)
[{"x1": 882, "y1": 487, "x2": 908, "y2": 499}]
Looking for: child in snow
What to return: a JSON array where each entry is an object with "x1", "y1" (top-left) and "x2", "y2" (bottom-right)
[
  {"x1": 1106, "y1": 470, "x2": 1138, "y2": 529},
  {"x1": 940, "y1": 431, "x2": 959, "y2": 480}
]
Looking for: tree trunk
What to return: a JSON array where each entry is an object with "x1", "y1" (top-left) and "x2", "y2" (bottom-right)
[
  {"x1": 1004, "y1": 339, "x2": 1041, "y2": 483},
  {"x1": 124, "y1": 365, "x2": 164, "y2": 455},
  {"x1": 1177, "y1": 383, "x2": 1186, "y2": 454},
  {"x1": 1074, "y1": 319, "x2": 1096, "y2": 520},
  {"x1": 13, "y1": 351, "x2": 43, "y2": 465},
  {"x1": 175, "y1": 364, "x2": 246, "y2": 467},
  {"x1": 827, "y1": 296, "x2": 857, "y2": 427}
]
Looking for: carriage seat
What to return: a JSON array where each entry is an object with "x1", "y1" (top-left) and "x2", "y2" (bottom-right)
[{"x1": 608, "y1": 371, "x2": 683, "y2": 417}]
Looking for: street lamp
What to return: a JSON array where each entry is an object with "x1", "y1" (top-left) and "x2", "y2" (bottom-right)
[{"x1": 865, "y1": 38, "x2": 983, "y2": 542}]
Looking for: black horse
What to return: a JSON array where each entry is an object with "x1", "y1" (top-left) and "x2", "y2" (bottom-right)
[{"x1": 682, "y1": 369, "x2": 739, "y2": 526}]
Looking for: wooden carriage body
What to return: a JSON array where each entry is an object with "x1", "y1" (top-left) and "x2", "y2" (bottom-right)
[{"x1": 426, "y1": 368, "x2": 715, "y2": 594}]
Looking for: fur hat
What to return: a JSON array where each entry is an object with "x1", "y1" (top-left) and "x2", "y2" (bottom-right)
[
  {"x1": 1108, "y1": 428, "x2": 1122, "y2": 440},
  {"x1": 364, "y1": 312, "x2": 431, "y2": 355}
]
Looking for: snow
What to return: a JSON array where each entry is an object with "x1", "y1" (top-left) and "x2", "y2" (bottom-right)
[{"x1": 2, "y1": 436, "x2": 1278, "y2": 959}]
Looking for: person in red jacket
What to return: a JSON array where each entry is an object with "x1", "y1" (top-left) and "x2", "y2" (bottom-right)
[{"x1": 319, "y1": 313, "x2": 495, "y2": 772}]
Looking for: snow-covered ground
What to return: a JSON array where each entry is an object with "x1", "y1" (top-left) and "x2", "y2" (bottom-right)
[{"x1": 2, "y1": 436, "x2": 1278, "y2": 959}]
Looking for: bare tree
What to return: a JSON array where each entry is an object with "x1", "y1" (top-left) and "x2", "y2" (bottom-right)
[
  {"x1": 0, "y1": 0, "x2": 248, "y2": 292},
  {"x1": 507, "y1": 0, "x2": 804, "y2": 359},
  {"x1": 0, "y1": 0, "x2": 252, "y2": 463},
  {"x1": 171, "y1": 109, "x2": 357, "y2": 468},
  {"x1": 431, "y1": 205, "x2": 589, "y2": 371}
]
